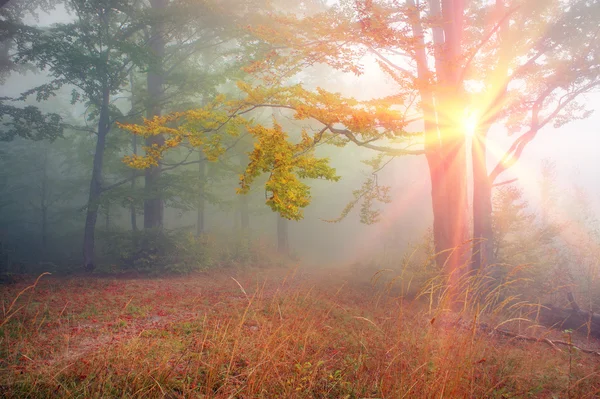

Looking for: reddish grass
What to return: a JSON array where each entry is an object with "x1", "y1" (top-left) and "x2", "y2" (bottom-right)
[{"x1": 1, "y1": 265, "x2": 599, "y2": 398}]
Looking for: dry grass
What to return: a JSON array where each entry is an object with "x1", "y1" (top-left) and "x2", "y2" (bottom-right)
[{"x1": 1, "y1": 264, "x2": 599, "y2": 398}]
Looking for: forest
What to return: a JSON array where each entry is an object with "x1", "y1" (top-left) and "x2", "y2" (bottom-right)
[{"x1": 1, "y1": 0, "x2": 600, "y2": 397}]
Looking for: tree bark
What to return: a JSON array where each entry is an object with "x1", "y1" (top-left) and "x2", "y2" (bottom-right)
[
  {"x1": 472, "y1": 130, "x2": 494, "y2": 271},
  {"x1": 277, "y1": 215, "x2": 289, "y2": 256},
  {"x1": 412, "y1": 0, "x2": 469, "y2": 275},
  {"x1": 196, "y1": 153, "x2": 205, "y2": 236},
  {"x1": 82, "y1": 87, "x2": 111, "y2": 272},
  {"x1": 144, "y1": 0, "x2": 167, "y2": 230},
  {"x1": 428, "y1": 126, "x2": 469, "y2": 275}
]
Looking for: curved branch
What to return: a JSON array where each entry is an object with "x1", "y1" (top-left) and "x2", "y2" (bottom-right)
[
  {"x1": 368, "y1": 46, "x2": 417, "y2": 81},
  {"x1": 489, "y1": 80, "x2": 599, "y2": 182},
  {"x1": 239, "y1": 102, "x2": 424, "y2": 155},
  {"x1": 328, "y1": 125, "x2": 424, "y2": 155}
]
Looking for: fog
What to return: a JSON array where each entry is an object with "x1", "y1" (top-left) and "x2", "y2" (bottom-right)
[
  {"x1": 1, "y1": 0, "x2": 599, "y2": 275},
  {"x1": 3, "y1": 1, "x2": 600, "y2": 396}
]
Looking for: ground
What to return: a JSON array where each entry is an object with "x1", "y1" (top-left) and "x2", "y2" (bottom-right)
[{"x1": 1, "y1": 264, "x2": 599, "y2": 398}]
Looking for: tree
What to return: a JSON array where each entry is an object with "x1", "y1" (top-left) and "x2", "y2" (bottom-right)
[
  {"x1": 121, "y1": 1, "x2": 599, "y2": 281},
  {"x1": 143, "y1": 0, "x2": 167, "y2": 229},
  {"x1": 0, "y1": 130, "x2": 90, "y2": 269},
  {"x1": 471, "y1": 0, "x2": 600, "y2": 271},
  {"x1": 12, "y1": 0, "x2": 153, "y2": 271},
  {"x1": 138, "y1": 0, "x2": 272, "y2": 229},
  {"x1": 0, "y1": 0, "x2": 64, "y2": 142},
  {"x1": 277, "y1": 215, "x2": 289, "y2": 256},
  {"x1": 196, "y1": 151, "x2": 206, "y2": 235}
]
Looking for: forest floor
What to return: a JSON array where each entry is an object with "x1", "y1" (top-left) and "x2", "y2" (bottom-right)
[{"x1": 1, "y1": 263, "x2": 599, "y2": 398}]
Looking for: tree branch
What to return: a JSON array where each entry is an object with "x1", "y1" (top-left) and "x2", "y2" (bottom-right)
[
  {"x1": 368, "y1": 46, "x2": 417, "y2": 81},
  {"x1": 489, "y1": 80, "x2": 599, "y2": 182},
  {"x1": 492, "y1": 178, "x2": 518, "y2": 187},
  {"x1": 459, "y1": 5, "x2": 520, "y2": 85},
  {"x1": 328, "y1": 125, "x2": 424, "y2": 155}
]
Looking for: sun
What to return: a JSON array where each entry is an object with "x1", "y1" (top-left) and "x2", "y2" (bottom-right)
[{"x1": 463, "y1": 110, "x2": 479, "y2": 137}]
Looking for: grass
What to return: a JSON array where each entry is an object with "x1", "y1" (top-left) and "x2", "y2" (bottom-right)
[{"x1": 1, "y1": 265, "x2": 599, "y2": 398}]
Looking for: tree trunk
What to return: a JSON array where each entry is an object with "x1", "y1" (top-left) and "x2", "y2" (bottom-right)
[
  {"x1": 105, "y1": 203, "x2": 110, "y2": 230},
  {"x1": 40, "y1": 150, "x2": 48, "y2": 256},
  {"x1": 470, "y1": 0, "x2": 511, "y2": 273},
  {"x1": 144, "y1": 0, "x2": 167, "y2": 230},
  {"x1": 427, "y1": 130, "x2": 470, "y2": 275},
  {"x1": 436, "y1": 0, "x2": 469, "y2": 276},
  {"x1": 240, "y1": 193, "x2": 249, "y2": 234},
  {"x1": 410, "y1": 0, "x2": 469, "y2": 276},
  {"x1": 130, "y1": 72, "x2": 138, "y2": 232},
  {"x1": 472, "y1": 130, "x2": 494, "y2": 271},
  {"x1": 82, "y1": 87, "x2": 111, "y2": 272},
  {"x1": 130, "y1": 134, "x2": 138, "y2": 231},
  {"x1": 41, "y1": 204, "x2": 47, "y2": 255},
  {"x1": 196, "y1": 153, "x2": 205, "y2": 236},
  {"x1": 277, "y1": 215, "x2": 289, "y2": 256},
  {"x1": 237, "y1": 154, "x2": 249, "y2": 235}
]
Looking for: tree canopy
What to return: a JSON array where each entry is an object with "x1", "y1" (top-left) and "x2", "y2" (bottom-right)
[{"x1": 121, "y1": 0, "x2": 600, "y2": 274}]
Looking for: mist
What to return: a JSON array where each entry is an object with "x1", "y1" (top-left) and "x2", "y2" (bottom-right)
[{"x1": 1, "y1": 0, "x2": 600, "y2": 397}]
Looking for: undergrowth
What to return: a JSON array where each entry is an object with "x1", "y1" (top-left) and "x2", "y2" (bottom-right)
[{"x1": 1, "y1": 265, "x2": 599, "y2": 398}]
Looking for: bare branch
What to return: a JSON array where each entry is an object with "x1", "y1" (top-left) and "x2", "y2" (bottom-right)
[
  {"x1": 490, "y1": 80, "x2": 599, "y2": 182},
  {"x1": 368, "y1": 46, "x2": 417, "y2": 81},
  {"x1": 492, "y1": 178, "x2": 518, "y2": 187}
]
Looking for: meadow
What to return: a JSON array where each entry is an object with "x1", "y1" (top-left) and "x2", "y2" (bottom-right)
[{"x1": 1, "y1": 265, "x2": 599, "y2": 398}]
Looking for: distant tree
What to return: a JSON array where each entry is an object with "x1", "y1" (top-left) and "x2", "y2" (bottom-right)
[
  {"x1": 143, "y1": 0, "x2": 167, "y2": 229},
  {"x1": 489, "y1": 183, "x2": 564, "y2": 301},
  {"x1": 11, "y1": 0, "x2": 153, "y2": 271},
  {"x1": 277, "y1": 215, "x2": 289, "y2": 256},
  {"x1": 0, "y1": 132, "x2": 89, "y2": 268},
  {"x1": 471, "y1": 0, "x2": 600, "y2": 271},
  {"x1": 138, "y1": 0, "x2": 272, "y2": 229},
  {"x1": 196, "y1": 152, "x2": 206, "y2": 236},
  {"x1": 540, "y1": 159, "x2": 558, "y2": 226},
  {"x1": 0, "y1": 0, "x2": 63, "y2": 142}
]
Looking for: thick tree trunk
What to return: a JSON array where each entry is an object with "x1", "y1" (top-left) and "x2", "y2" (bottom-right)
[
  {"x1": 472, "y1": 131, "x2": 494, "y2": 271},
  {"x1": 196, "y1": 153, "x2": 205, "y2": 236},
  {"x1": 144, "y1": 0, "x2": 167, "y2": 230},
  {"x1": 427, "y1": 131, "x2": 469, "y2": 275},
  {"x1": 277, "y1": 215, "x2": 289, "y2": 255},
  {"x1": 82, "y1": 88, "x2": 111, "y2": 272},
  {"x1": 411, "y1": 0, "x2": 469, "y2": 275},
  {"x1": 436, "y1": 0, "x2": 469, "y2": 276}
]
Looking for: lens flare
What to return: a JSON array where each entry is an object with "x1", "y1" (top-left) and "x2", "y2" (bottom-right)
[{"x1": 463, "y1": 110, "x2": 478, "y2": 137}]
